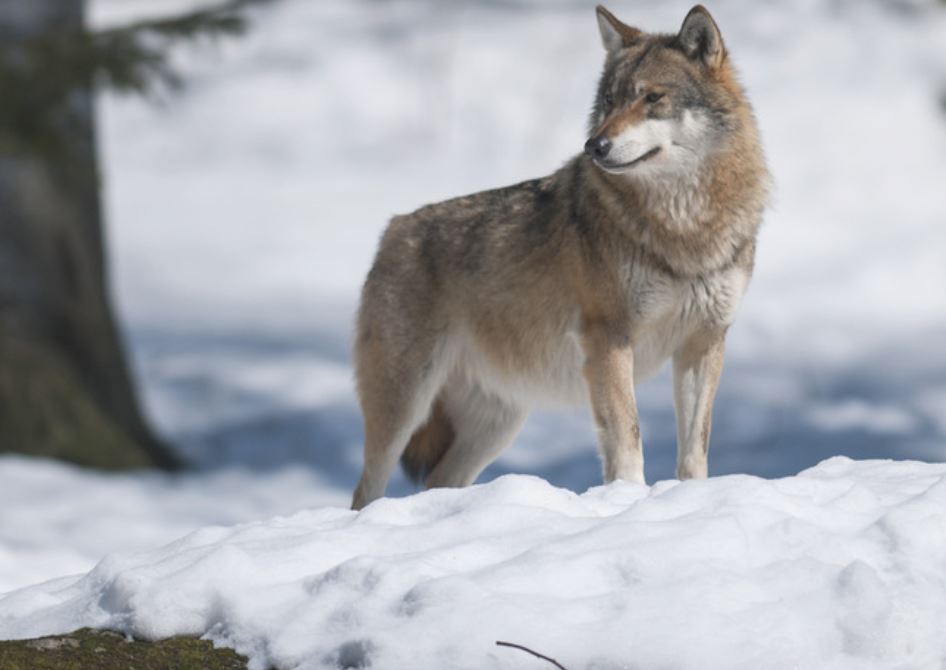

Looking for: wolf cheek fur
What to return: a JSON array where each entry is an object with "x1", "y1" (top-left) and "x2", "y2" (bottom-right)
[{"x1": 351, "y1": 5, "x2": 770, "y2": 510}]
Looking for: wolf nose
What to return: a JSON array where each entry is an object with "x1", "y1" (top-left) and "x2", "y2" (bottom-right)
[{"x1": 584, "y1": 136, "x2": 612, "y2": 160}]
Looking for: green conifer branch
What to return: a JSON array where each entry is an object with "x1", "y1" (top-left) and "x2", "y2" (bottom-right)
[{"x1": 0, "y1": 0, "x2": 276, "y2": 158}]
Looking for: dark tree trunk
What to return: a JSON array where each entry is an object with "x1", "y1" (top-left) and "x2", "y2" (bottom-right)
[{"x1": 0, "y1": 0, "x2": 178, "y2": 469}]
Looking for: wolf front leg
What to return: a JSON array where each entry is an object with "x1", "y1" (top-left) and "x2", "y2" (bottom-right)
[
  {"x1": 672, "y1": 329, "x2": 726, "y2": 480},
  {"x1": 581, "y1": 322, "x2": 645, "y2": 485}
]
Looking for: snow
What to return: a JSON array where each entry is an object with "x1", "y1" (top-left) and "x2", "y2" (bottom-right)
[
  {"x1": 2, "y1": 0, "x2": 946, "y2": 657},
  {"x1": 3, "y1": 458, "x2": 946, "y2": 669},
  {"x1": 0, "y1": 457, "x2": 348, "y2": 595}
]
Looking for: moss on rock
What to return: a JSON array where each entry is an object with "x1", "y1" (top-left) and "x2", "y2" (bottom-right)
[{"x1": 0, "y1": 628, "x2": 251, "y2": 670}]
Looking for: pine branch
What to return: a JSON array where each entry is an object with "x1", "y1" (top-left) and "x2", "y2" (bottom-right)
[
  {"x1": 90, "y1": 0, "x2": 278, "y2": 94},
  {"x1": 0, "y1": 0, "x2": 277, "y2": 159},
  {"x1": 93, "y1": 0, "x2": 282, "y2": 57},
  {"x1": 97, "y1": 3, "x2": 249, "y2": 42}
]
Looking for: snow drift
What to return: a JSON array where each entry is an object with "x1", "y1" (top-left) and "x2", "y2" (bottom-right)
[{"x1": 2, "y1": 457, "x2": 945, "y2": 669}]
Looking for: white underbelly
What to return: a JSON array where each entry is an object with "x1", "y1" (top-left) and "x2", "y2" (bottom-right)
[
  {"x1": 456, "y1": 334, "x2": 588, "y2": 409},
  {"x1": 455, "y1": 326, "x2": 679, "y2": 409},
  {"x1": 629, "y1": 322, "x2": 685, "y2": 382}
]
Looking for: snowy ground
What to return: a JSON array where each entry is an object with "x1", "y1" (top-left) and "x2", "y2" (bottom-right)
[
  {"x1": 0, "y1": 457, "x2": 346, "y2": 594},
  {"x1": 4, "y1": 458, "x2": 946, "y2": 669},
  {"x1": 1, "y1": 0, "x2": 945, "y2": 631}
]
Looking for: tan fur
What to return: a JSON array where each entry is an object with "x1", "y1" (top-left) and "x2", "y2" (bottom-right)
[
  {"x1": 594, "y1": 100, "x2": 648, "y2": 139},
  {"x1": 351, "y1": 5, "x2": 770, "y2": 510}
]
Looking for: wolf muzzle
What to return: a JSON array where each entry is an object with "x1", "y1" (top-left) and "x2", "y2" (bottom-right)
[{"x1": 584, "y1": 135, "x2": 612, "y2": 160}]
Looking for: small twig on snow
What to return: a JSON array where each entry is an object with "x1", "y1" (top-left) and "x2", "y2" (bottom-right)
[{"x1": 495, "y1": 640, "x2": 569, "y2": 670}]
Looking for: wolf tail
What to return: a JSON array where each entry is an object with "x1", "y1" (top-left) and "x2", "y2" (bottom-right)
[{"x1": 400, "y1": 398, "x2": 454, "y2": 484}]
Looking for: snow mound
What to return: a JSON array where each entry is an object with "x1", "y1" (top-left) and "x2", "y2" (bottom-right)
[
  {"x1": 0, "y1": 456, "x2": 350, "y2": 593},
  {"x1": 2, "y1": 458, "x2": 946, "y2": 669}
]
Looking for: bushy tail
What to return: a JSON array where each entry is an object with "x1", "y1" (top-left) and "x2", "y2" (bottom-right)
[{"x1": 400, "y1": 398, "x2": 454, "y2": 485}]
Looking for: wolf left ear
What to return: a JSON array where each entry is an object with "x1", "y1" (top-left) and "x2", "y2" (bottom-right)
[
  {"x1": 596, "y1": 5, "x2": 642, "y2": 53},
  {"x1": 677, "y1": 5, "x2": 725, "y2": 69}
]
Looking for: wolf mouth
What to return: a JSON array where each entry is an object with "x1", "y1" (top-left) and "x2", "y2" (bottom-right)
[{"x1": 595, "y1": 146, "x2": 661, "y2": 171}]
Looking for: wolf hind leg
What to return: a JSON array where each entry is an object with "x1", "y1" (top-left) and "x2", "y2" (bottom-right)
[
  {"x1": 424, "y1": 382, "x2": 526, "y2": 489},
  {"x1": 399, "y1": 395, "x2": 455, "y2": 485},
  {"x1": 351, "y1": 335, "x2": 454, "y2": 511}
]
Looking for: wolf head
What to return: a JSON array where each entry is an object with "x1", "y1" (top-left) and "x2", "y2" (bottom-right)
[{"x1": 586, "y1": 5, "x2": 744, "y2": 179}]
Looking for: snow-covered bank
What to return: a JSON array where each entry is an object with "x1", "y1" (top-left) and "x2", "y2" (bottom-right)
[
  {"x1": 0, "y1": 457, "x2": 348, "y2": 594},
  {"x1": 3, "y1": 458, "x2": 946, "y2": 669}
]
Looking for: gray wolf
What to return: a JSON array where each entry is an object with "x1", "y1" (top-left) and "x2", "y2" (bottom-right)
[{"x1": 351, "y1": 5, "x2": 769, "y2": 510}]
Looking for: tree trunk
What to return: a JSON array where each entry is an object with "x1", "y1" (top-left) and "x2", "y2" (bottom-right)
[{"x1": 0, "y1": 0, "x2": 179, "y2": 469}]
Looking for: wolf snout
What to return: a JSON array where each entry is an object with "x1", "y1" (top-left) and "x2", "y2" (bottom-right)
[{"x1": 584, "y1": 136, "x2": 612, "y2": 160}]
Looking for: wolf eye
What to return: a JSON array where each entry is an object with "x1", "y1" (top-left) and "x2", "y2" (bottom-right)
[
  {"x1": 604, "y1": 92, "x2": 614, "y2": 106},
  {"x1": 645, "y1": 92, "x2": 664, "y2": 104}
]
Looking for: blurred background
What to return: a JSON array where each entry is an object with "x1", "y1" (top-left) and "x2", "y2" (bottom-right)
[{"x1": 1, "y1": 0, "x2": 944, "y2": 592}]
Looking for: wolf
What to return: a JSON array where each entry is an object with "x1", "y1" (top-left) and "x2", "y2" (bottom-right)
[{"x1": 351, "y1": 5, "x2": 769, "y2": 510}]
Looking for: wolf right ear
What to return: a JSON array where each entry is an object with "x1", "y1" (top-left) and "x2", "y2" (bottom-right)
[
  {"x1": 596, "y1": 5, "x2": 642, "y2": 53},
  {"x1": 677, "y1": 5, "x2": 725, "y2": 69}
]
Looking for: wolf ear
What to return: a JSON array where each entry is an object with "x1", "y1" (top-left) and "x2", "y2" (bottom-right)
[
  {"x1": 596, "y1": 5, "x2": 641, "y2": 53},
  {"x1": 676, "y1": 5, "x2": 725, "y2": 69}
]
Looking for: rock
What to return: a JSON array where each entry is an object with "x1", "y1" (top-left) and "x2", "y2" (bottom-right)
[{"x1": 25, "y1": 637, "x2": 79, "y2": 651}]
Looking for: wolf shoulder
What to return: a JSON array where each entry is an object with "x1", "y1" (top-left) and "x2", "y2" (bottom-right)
[{"x1": 371, "y1": 165, "x2": 582, "y2": 281}]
